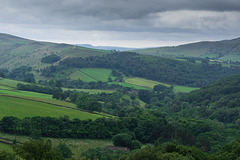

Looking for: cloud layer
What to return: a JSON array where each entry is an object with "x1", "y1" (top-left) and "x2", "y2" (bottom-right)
[{"x1": 0, "y1": 0, "x2": 240, "y2": 47}]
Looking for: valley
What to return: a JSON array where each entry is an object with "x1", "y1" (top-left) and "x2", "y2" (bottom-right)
[{"x1": 0, "y1": 33, "x2": 240, "y2": 160}]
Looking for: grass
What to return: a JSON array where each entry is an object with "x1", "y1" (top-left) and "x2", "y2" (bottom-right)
[
  {"x1": 0, "y1": 78, "x2": 29, "y2": 88},
  {"x1": 69, "y1": 70, "x2": 97, "y2": 82},
  {"x1": 125, "y1": 77, "x2": 171, "y2": 89},
  {"x1": 0, "y1": 95, "x2": 102, "y2": 120},
  {"x1": 174, "y1": 85, "x2": 199, "y2": 93},
  {"x1": 69, "y1": 68, "x2": 116, "y2": 82},
  {"x1": 0, "y1": 143, "x2": 13, "y2": 152},
  {"x1": 0, "y1": 88, "x2": 53, "y2": 99}
]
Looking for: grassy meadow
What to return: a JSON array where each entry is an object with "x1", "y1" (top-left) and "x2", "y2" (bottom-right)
[
  {"x1": 173, "y1": 85, "x2": 199, "y2": 93},
  {"x1": 69, "y1": 68, "x2": 116, "y2": 82},
  {"x1": 0, "y1": 95, "x2": 102, "y2": 120},
  {"x1": 125, "y1": 77, "x2": 171, "y2": 89}
]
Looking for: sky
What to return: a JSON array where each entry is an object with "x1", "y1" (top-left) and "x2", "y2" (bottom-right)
[{"x1": 0, "y1": 0, "x2": 240, "y2": 48}]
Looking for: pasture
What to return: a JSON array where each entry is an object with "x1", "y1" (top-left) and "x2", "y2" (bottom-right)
[
  {"x1": 173, "y1": 85, "x2": 199, "y2": 93},
  {"x1": 69, "y1": 68, "x2": 116, "y2": 82},
  {"x1": 125, "y1": 77, "x2": 171, "y2": 89},
  {"x1": 0, "y1": 95, "x2": 102, "y2": 120}
]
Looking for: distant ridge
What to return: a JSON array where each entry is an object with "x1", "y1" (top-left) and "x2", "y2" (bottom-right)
[
  {"x1": 76, "y1": 44, "x2": 137, "y2": 51},
  {"x1": 133, "y1": 37, "x2": 240, "y2": 62},
  {"x1": 0, "y1": 33, "x2": 110, "y2": 69}
]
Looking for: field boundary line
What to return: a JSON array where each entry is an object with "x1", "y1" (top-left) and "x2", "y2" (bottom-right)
[{"x1": 78, "y1": 70, "x2": 99, "y2": 81}]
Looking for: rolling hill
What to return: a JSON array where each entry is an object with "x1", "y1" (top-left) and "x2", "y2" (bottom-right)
[
  {"x1": 168, "y1": 73, "x2": 240, "y2": 124},
  {"x1": 0, "y1": 33, "x2": 110, "y2": 70},
  {"x1": 133, "y1": 37, "x2": 240, "y2": 61}
]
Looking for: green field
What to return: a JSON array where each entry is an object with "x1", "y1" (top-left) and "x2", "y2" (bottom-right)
[
  {"x1": 173, "y1": 85, "x2": 199, "y2": 93},
  {"x1": 0, "y1": 88, "x2": 53, "y2": 99},
  {"x1": 125, "y1": 77, "x2": 171, "y2": 89},
  {"x1": 69, "y1": 68, "x2": 116, "y2": 82},
  {"x1": 0, "y1": 78, "x2": 29, "y2": 88},
  {"x1": 0, "y1": 95, "x2": 102, "y2": 120}
]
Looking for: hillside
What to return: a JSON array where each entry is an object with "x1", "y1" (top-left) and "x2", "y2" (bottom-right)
[
  {"x1": 133, "y1": 37, "x2": 240, "y2": 61},
  {"x1": 0, "y1": 33, "x2": 110, "y2": 70},
  {"x1": 167, "y1": 73, "x2": 240, "y2": 124}
]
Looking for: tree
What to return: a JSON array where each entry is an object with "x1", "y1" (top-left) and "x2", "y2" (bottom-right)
[
  {"x1": 112, "y1": 133, "x2": 132, "y2": 148},
  {"x1": 76, "y1": 93, "x2": 102, "y2": 111},
  {"x1": 13, "y1": 140, "x2": 64, "y2": 160},
  {"x1": 131, "y1": 140, "x2": 141, "y2": 150},
  {"x1": 57, "y1": 142, "x2": 73, "y2": 159},
  {"x1": 0, "y1": 70, "x2": 5, "y2": 78}
]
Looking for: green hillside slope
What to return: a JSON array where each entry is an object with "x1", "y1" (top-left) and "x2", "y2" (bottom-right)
[
  {"x1": 0, "y1": 33, "x2": 110, "y2": 70},
  {"x1": 133, "y1": 37, "x2": 240, "y2": 61}
]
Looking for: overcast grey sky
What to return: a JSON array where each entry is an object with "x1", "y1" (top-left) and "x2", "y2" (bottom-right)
[{"x1": 0, "y1": 0, "x2": 240, "y2": 47}]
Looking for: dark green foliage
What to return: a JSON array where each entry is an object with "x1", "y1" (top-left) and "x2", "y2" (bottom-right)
[
  {"x1": 131, "y1": 140, "x2": 141, "y2": 150},
  {"x1": 41, "y1": 65, "x2": 58, "y2": 77},
  {"x1": 0, "y1": 70, "x2": 5, "y2": 78},
  {"x1": 0, "y1": 151, "x2": 19, "y2": 160},
  {"x1": 8, "y1": 66, "x2": 35, "y2": 83},
  {"x1": 41, "y1": 54, "x2": 61, "y2": 63},
  {"x1": 13, "y1": 140, "x2": 64, "y2": 160},
  {"x1": 76, "y1": 93, "x2": 102, "y2": 112},
  {"x1": 121, "y1": 144, "x2": 211, "y2": 160},
  {"x1": 112, "y1": 133, "x2": 132, "y2": 148},
  {"x1": 217, "y1": 138, "x2": 240, "y2": 160},
  {"x1": 59, "y1": 52, "x2": 240, "y2": 87},
  {"x1": 169, "y1": 73, "x2": 240, "y2": 124},
  {"x1": 57, "y1": 142, "x2": 73, "y2": 159},
  {"x1": 17, "y1": 83, "x2": 63, "y2": 95},
  {"x1": 81, "y1": 147, "x2": 128, "y2": 160},
  {"x1": 153, "y1": 84, "x2": 169, "y2": 92}
]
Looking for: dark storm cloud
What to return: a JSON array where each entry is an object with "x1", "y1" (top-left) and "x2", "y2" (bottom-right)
[
  {"x1": 3, "y1": 0, "x2": 240, "y2": 20},
  {"x1": 1, "y1": 0, "x2": 240, "y2": 47}
]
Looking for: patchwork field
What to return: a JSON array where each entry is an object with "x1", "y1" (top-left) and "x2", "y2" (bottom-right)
[
  {"x1": 0, "y1": 78, "x2": 108, "y2": 120},
  {"x1": 69, "y1": 68, "x2": 116, "y2": 82}
]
